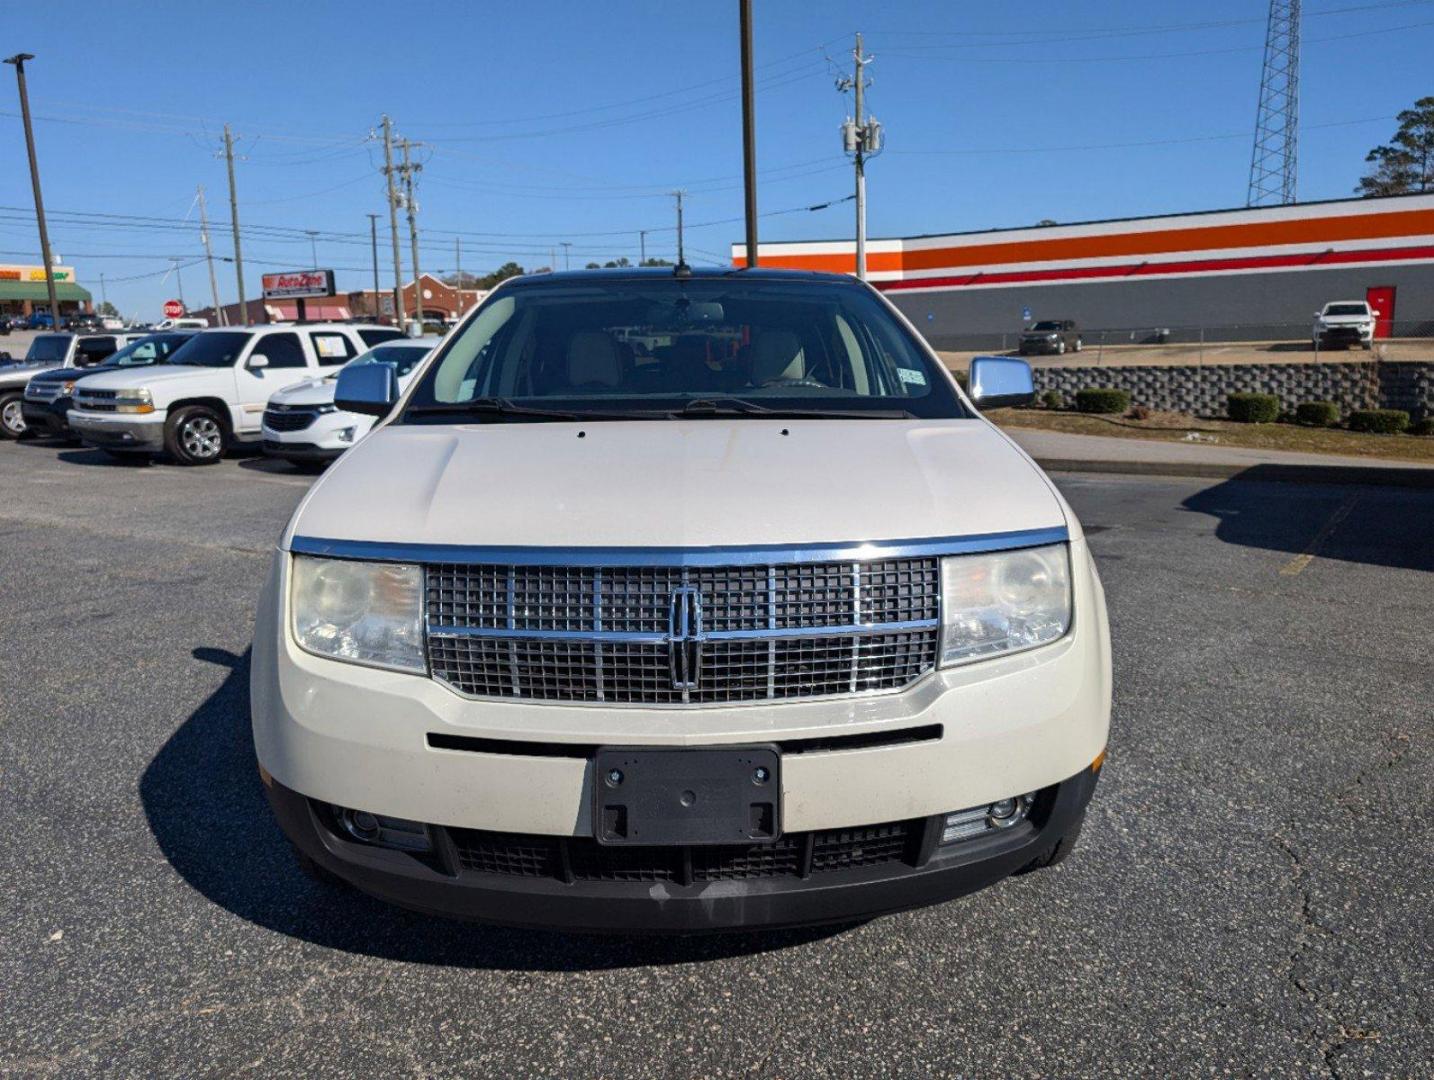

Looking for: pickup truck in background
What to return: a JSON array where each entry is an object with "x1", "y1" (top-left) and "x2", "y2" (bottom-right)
[{"x1": 0, "y1": 331, "x2": 146, "y2": 439}]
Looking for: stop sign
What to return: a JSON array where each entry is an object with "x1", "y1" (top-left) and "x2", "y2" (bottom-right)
[{"x1": 162, "y1": 299, "x2": 185, "y2": 319}]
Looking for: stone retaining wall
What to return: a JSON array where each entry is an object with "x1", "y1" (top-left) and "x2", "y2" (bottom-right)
[{"x1": 1028, "y1": 361, "x2": 1434, "y2": 420}]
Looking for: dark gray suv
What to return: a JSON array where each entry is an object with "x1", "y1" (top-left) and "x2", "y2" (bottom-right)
[{"x1": 1019, "y1": 320, "x2": 1082, "y2": 356}]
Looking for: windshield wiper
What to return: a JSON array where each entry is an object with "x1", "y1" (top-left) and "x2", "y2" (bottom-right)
[
  {"x1": 406, "y1": 397, "x2": 634, "y2": 422},
  {"x1": 672, "y1": 397, "x2": 915, "y2": 420}
]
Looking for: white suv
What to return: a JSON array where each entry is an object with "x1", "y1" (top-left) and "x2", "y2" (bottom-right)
[
  {"x1": 68, "y1": 323, "x2": 403, "y2": 464},
  {"x1": 262, "y1": 340, "x2": 432, "y2": 467},
  {"x1": 1312, "y1": 300, "x2": 1377, "y2": 350},
  {"x1": 251, "y1": 269, "x2": 1111, "y2": 933}
]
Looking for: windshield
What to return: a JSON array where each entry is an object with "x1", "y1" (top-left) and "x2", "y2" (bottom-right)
[
  {"x1": 1030, "y1": 321, "x2": 1062, "y2": 331},
  {"x1": 101, "y1": 332, "x2": 195, "y2": 368},
  {"x1": 25, "y1": 334, "x2": 72, "y2": 363},
  {"x1": 167, "y1": 331, "x2": 253, "y2": 368},
  {"x1": 1325, "y1": 303, "x2": 1368, "y2": 317},
  {"x1": 342, "y1": 343, "x2": 430, "y2": 379},
  {"x1": 402, "y1": 277, "x2": 965, "y2": 422}
]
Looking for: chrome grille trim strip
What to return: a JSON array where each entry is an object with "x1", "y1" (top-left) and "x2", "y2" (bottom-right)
[
  {"x1": 290, "y1": 526, "x2": 1070, "y2": 567},
  {"x1": 425, "y1": 618, "x2": 939, "y2": 643}
]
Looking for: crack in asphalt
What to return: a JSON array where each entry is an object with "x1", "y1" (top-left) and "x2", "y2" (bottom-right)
[
  {"x1": 1272, "y1": 832, "x2": 1383, "y2": 1079},
  {"x1": 1335, "y1": 727, "x2": 1414, "y2": 817}
]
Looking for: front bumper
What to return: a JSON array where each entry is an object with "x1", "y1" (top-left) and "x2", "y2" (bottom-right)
[
  {"x1": 1316, "y1": 325, "x2": 1373, "y2": 343},
  {"x1": 262, "y1": 437, "x2": 343, "y2": 463},
  {"x1": 20, "y1": 398, "x2": 72, "y2": 436},
  {"x1": 69, "y1": 411, "x2": 166, "y2": 451},
  {"x1": 1018, "y1": 338, "x2": 1061, "y2": 354},
  {"x1": 264, "y1": 763, "x2": 1100, "y2": 932}
]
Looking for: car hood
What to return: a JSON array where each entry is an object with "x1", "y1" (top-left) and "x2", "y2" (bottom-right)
[
  {"x1": 267, "y1": 376, "x2": 337, "y2": 407},
  {"x1": 0, "y1": 361, "x2": 60, "y2": 388},
  {"x1": 73, "y1": 364, "x2": 231, "y2": 391},
  {"x1": 287, "y1": 419, "x2": 1071, "y2": 551},
  {"x1": 1318, "y1": 313, "x2": 1372, "y2": 324}
]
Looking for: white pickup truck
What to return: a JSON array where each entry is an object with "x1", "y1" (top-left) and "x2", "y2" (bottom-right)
[{"x1": 67, "y1": 323, "x2": 403, "y2": 463}]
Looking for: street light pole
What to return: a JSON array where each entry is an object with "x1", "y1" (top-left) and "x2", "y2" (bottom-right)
[
  {"x1": 305, "y1": 230, "x2": 319, "y2": 269},
  {"x1": 366, "y1": 213, "x2": 381, "y2": 321},
  {"x1": 560, "y1": 241, "x2": 572, "y2": 270},
  {"x1": 739, "y1": 0, "x2": 759, "y2": 267},
  {"x1": 4, "y1": 53, "x2": 61, "y2": 323}
]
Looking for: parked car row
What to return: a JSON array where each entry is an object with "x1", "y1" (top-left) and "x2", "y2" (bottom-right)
[{"x1": 0, "y1": 323, "x2": 424, "y2": 468}]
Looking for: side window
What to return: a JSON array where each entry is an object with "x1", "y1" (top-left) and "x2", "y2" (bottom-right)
[
  {"x1": 256, "y1": 332, "x2": 306, "y2": 369},
  {"x1": 77, "y1": 338, "x2": 117, "y2": 366},
  {"x1": 309, "y1": 331, "x2": 357, "y2": 367}
]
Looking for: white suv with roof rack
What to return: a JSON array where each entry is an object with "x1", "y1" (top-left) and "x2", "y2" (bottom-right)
[{"x1": 67, "y1": 323, "x2": 404, "y2": 464}]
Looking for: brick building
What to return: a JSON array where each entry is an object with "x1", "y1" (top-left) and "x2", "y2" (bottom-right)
[{"x1": 193, "y1": 273, "x2": 486, "y2": 327}]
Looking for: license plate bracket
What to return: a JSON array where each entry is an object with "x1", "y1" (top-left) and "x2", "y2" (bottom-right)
[{"x1": 593, "y1": 746, "x2": 781, "y2": 846}]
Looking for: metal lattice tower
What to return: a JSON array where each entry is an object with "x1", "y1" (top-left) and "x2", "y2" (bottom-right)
[{"x1": 1247, "y1": 0, "x2": 1301, "y2": 206}]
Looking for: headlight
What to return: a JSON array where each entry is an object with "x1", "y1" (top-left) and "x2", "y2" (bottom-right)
[
  {"x1": 939, "y1": 543, "x2": 1071, "y2": 666},
  {"x1": 291, "y1": 555, "x2": 425, "y2": 673},
  {"x1": 114, "y1": 388, "x2": 154, "y2": 414},
  {"x1": 315, "y1": 403, "x2": 338, "y2": 414},
  {"x1": 61, "y1": 379, "x2": 77, "y2": 395}
]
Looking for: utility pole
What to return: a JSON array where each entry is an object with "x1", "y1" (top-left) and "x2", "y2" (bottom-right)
[
  {"x1": 381, "y1": 116, "x2": 407, "y2": 332},
  {"x1": 100, "y1": 272, "x2": 107, "y2": 308},
  {"x1": 172, "y1": 259, "x2": 186, "y2": 307},
  {"x1": 197, "y1": 184, "x2": 225, "y2": 325},
  {"x1": 366, "y1": 213, "x2": 381, "y2": 321},
  {"x1": 305, "y1": 230, "x2": 319, "y2": 269},
  {"x1": 673, "y1": 190, "x2": 686, "y2": 266},
  {"x1": 399, "y1": 137, "x2": 424, "y2": 330},
  {"x1": 560, "y1": 241, "x2": 572, "y2": 270},
  {"x1": 739, "y1": 0, "x2": 759, "y2": 266},
  {"x1": 838, "y1": 34, "x2": 881, "y2": 280},
  {"x1": 639, "y1": 230, "x2": 647, "y2": 265},
  {"x1": 5, "y1": 54, "x2": 60, "y2": 324},
  {"x1": 223, "y1": 124, "x2": 247, "y2": 321}
]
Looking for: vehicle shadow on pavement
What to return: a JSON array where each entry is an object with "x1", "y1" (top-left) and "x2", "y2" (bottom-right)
[
  {"x1": 140, "y1": 647, "x2": 851, "y2": 969},
  {"x1": 1181, "y1": 470, "x2": 1434, "y2": 572},
  {"x1": 55, "y1": 448, "x2": 154, "y2": 467}
]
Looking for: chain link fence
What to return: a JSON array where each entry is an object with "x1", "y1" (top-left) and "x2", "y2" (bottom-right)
[{"x1": 933, "y1": 317, "x2": 1434, "y2": 365}]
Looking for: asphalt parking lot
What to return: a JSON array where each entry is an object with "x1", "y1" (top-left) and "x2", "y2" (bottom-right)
[{"x1": 1, "y1": 440, "x2": 1430, "y2": 1079}]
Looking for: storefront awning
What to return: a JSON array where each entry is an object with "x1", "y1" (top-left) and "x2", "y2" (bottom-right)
[{"x1": 0, "y1": 280, "x2": 92, "y2": 303}]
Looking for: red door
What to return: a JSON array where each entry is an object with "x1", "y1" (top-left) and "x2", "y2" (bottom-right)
[{"x1": 1365, "y1": 285, "x2": 1395, "y2": 339}]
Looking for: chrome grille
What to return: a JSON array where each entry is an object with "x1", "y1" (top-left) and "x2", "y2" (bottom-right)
[
  {"x1": 424, "y1": 556, "x2": 940, "y2": 706},
  {"x1": 24, "y1": 379, "x2": 66, "y2": 403},
  {"x1": 73, "y1": 388, "x2": 118, "y2": 413}
]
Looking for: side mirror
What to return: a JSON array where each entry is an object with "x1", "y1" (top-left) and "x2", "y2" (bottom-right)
[
  {"x1": 248, "y1": 353, "x2": 270, "y2": 370},
  {"x1": 335, "y1": 362, "x2": 399, "y2": 417},
  {"x1": 968, "y1": 355, "x2": 1035, "y2": 410},
  {"x1": 1313, "y1": 312, "x2": 1322, "y2": 319}
]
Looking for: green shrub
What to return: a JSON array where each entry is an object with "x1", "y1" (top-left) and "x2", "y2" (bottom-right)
[
  {"x1": 1226, "y1": 392, "x2": 1280, "y2": 423},
  {"x1": 1347, "y1": 409, "x2": 1410, "y2": 434},
  {"x1": 1041, "y1": 389, "x2": 1064, "y2": 410},
  {"x1": 1295, "y1": 401, "x2": 1340, "y2": 427},
  {"x1": 1411, "y1": 417, "x2": 1434, "y2": 436},
  {"x1": 1075, "y1": 387, "x2": 1131, "y2": 414}
]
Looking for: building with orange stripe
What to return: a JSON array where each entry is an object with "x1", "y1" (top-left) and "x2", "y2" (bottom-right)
[{"x1": 732, "y1": 192, "x2": 1434, "y2": 350}]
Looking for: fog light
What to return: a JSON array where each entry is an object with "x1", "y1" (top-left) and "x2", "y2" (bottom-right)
[
  {"x1": 941, "y1": 792, "x2": 1036, "y2": 844},
  {"x1": 336, "y1": 426, "x2": 357, "y2": 444},
  {"x1": 335, "y1": 806, "x2": 432, "y2": 852}
]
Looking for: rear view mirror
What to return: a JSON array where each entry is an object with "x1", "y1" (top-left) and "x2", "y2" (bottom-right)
[
  {"x1": 968, "y1": 355, "x2": 1035, "y2": 410},
  {"x1": 335, "y1": 361, "x2": 399, "y2": 417}
]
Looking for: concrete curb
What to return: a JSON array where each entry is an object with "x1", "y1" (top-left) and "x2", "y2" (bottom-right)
[{"x1": 1033, "y1": 457, "x2": 1434, "y2": 489}]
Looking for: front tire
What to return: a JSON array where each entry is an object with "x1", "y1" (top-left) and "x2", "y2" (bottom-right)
[
  {"x1": 1055, "y1": 339, "x2": 1066, "y2": 355},
  {"x1": 1074, "y1": 337, "x2": 1083, "y2": 352},
  {"x1": 165, "y1": 405, "x2": 226, "y2": 466},
  {"x1": 0, "y1": 393, "x2": 25, "y2": 440}
]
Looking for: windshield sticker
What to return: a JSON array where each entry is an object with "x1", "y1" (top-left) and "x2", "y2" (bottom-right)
[{"x1": 898, "y1": 368, "x2": 927, "y2": 386}]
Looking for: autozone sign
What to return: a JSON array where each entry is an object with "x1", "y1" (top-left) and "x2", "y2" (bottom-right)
[{"x1": 261, "y1": 269, "x2": 336, "y2": 299}]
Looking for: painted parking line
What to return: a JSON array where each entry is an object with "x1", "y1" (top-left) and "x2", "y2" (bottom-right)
[{"x1": 1279, "y1": 494, "x2": 1360, "y2": 576}]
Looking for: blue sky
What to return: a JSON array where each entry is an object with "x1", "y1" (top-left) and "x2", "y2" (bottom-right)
[{"x1": 3, "y1": 0, "x2": 1431, "y2": 318}]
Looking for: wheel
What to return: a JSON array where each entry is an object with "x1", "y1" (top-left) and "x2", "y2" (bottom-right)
[
  {"x1": 1074, "y1": 337, "x2": 1083, "y2": 352},
  {"x1": 164, "y1": 405, "x2": 226, "y2": 465},
  {"x1": 1016, "y1": 810, "x2": 1085, "y2": 874},
  {"x1": 1361, "y1": 341, "x2": 1372, "y2": 351},
  {"x1": 1055, "y1": 339, "x2": 1066, "y2": 355},
  {"x1": 0, "y1": 393, "x2": 24, "y2": 440}
]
